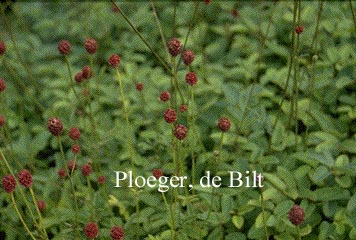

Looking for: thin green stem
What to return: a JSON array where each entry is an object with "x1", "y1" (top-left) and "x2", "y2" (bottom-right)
[
  {"x1": 260, "y1": 190, "x2": 269, "y2": 240},
  {"x1": 10, "y1": 193, "x2": 36, "y2": 240},
  {"x1": 270, "y1": 0, "x2": 298, "y2": 151},
  {"x1": 57, "y1": 136, "x2": 80, "y2": 237},
  {"x1": 177, "y1": 2, "x2": 200, "y2": 68},
  {"x1": 150, "y1": 0, "x2": 169, "y2": 59},
  {"x1": 162, "y1": 192, "x2": 175, "y2": 240},
  {"x1": 115, "y1": 69, "x2": 135, "y2": 172},
  {"x1": 110, "y1": 1, "x2": 172, "y2": 75},
  {"x1": 86, "y1": 176, "x2": 95, "y2": 219},
  {"x1": 350, "y1": 0, "x2": 356, "y2": 35},
  {"x1": 64, "y1": 56, "x2": 80, "y2": 102},
  {"x1": 29, "y1": 187, "x2": 48, "y2": 239},
  {"x1": 296, "y1": 225, "x2": 302, "y2": 240}
]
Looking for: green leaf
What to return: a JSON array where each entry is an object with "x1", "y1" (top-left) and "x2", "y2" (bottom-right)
[{"x1": 232, "y1": 215, "x2": 244, "y2": 229}]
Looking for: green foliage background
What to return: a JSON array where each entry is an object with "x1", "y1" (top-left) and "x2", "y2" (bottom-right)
[{"x1": 1, "y1": 1, "x2": 356, "y2": 239}]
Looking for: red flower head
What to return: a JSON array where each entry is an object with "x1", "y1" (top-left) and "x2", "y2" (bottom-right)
[
  {"x1": 218, "y1": 117, "x2": 231, "y2": 132},
  {"x1": 204, "y1": 0, "x2": 211, "y2": 5},
  {"x1": 232, "y1": 9, "x2": 239, "y2": 18},
  {"x1": 108, "y1": 54, "x2": 121, "y2": 68},
  {"x1": 84, "y1": 38, "x2": 97, "y2": 54},
  {"x1": 160, "y1": 91, "x2": 170, "y2": 102},
  {"x1": 136, "y1": 82, "x2": 144, "y2": 91},
  {"x1": 37, "y1": 200, "x2": 46, "y2": 212},
  {"x1": 0, "y1": 115, "x2": 5, "y2": 127},
  {"x1": 81, "y1": 164, "x2": 93, "y2": 176},
  {"x1": 295, "y1": 26, "x2": 304, "y2": 35},
  {"x1": 58, "y1": 40, "x2": 71, "y2": 55},
  {"x1": 164, "y1": 108, "x2": 177, "y2": 123},
  {"x1": 152, "y1": 169, "x2": 163, "y2": 179},
  {"x1": 174, "y1": 124, "x2": 188, "y2": 140},
  {"x1": 185, "y1": 72, "x2": 198, "y2": 86},
  {"x1": 68, "y1": 127, "x2": 81, "y2": 141},
  {"x1": 18, "y1": 169, "x2": 33, "y2": 188},
  {"x1": 75, "y1": 71, "x2": 84, "y2": 84},
  {"x1": 0, "y1": 78, "x2": 6, "y2": 92},
  {"x1": 289, "y1": 205, "x2": 305, "y2": 226},
  {"x1": 183, "y1": 50, "x2": 195, "y2": 66},
  {"x1": 47, "y1": 117, "x2": 63, "y2": 136},
  {"x1": 82, "y1": 66, "x2": 93, "y2": 79},
  {"x1": 2, "y1": 175, "x2": 16, "y2": 193},
  {"x1": 84, "y1": 222, "x2": 99, "y2": 239},
  {"x1": 97, "y1": 175, "x2": 106, "y2": 184},
  {"x1": 179, "y1": 104, "x2": 187, "y2": 113},
  {"x1": 168, "y1": 38, "x2": 182, "y2": 57},
  {"x1": 58, "y1": 168, "x2": 67, "y2": 179},
  {"x1": 0, "y1": 40, "x2": 6, "y2": 55},
  {"x1": 110, "y1": 226, "x2": 125, "y2": 240},
  {"x1": 71, "y1": 144, "x2": 80, "y2": 154}
]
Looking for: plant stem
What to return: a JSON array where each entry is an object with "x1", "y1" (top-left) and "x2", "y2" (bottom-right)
[
  {"x1": 162, "y1": 192, "x2": 175, "y2": 240},
  {"x1": 296, "y1": 225, "x2": 302, "y2": 240},
  {"x1": 110, "y1": 1, "x2": 172, "y2": 75},
  {"x1": 57, "y1": 136, "x2": 80, "y2": 237},
  {"x1": 115, "y1": 68, "x2": 135, "y2": 172},
  {"x1": 86, "y1": 176, "x2": 95, "y2": 219},
  {"x1": 260, "y1": 189, "x2": 269, "y2": 240},
  {"x1": 29, "y1": 187, "x2": 48, "y2": 239},
  {"x1": 150, "y1": 0, "x2": 169, "y2": 59},
  {"x1": 10, "y1": 193, "x2": 36, "y2": 240}
]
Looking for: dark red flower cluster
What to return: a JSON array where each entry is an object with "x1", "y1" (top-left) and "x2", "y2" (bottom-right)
[
  {"x1": 18, "y1": 169, "x2": 33, "y2": 188},
  {"x1": 2, "y1": 175, "x2": 16, "y2": 193},
  {"x1": 84, "y1": 38, "x2": 97, "y2": 54},
  {"x1": 47, "y1": 117, "x2": 63, "y2": 136},
  {"x1": 58, "y1": 40, "x2": 71, "y2": 55},
  {"x1": 108, "y1": 54, "x2": 121, "y2": 68},
  {"x1": 218, "y1": 117, "x2": 231, "y2": 132},
  {"x1": 164, "y1": 108, "x2": 177, "y2": 123}
]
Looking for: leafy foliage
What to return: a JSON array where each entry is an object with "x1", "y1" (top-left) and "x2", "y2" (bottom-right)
[{"x1": 0, "y1": 1, "x2": 356, "y2": 239}]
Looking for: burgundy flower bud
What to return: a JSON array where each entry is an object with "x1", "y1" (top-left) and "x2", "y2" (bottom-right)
[
  {"x1": 97, "y1": 175, "x2": 106, "y2": 184},
  {"x1": 179, "y1": 104, "x2": 187, "y2": 113},
  {"x1": 84, "y1": 222, "x2": 99, "y2": 239},
  {"x1": 47, "y1": 117, "x2": 63, "y2": 136},
  {"x1": 0, "y1": 78, "x2": 6, "y2": 92},
  {"x1": 0, "y1": 115, "x2": 5, "y2": 127},
  {"x1": 108, "y1": 54, "x2": 121, "y2": 68},
  {"x1": 174, "y1": 124, "x2": 188, "y2": 140},
  {"x1": 84, "y1": 38, "x2": 97, "y2": 54},
  {"x1": 168, "y1": 38, "x2": 182, "y2": 57},
  {"x1": 160, "y1": 91, "x2": 170, "y2": 102},
  {"x1": 58, "y1": 40, "x2": 71, "y2": 55},
  {"x1": 110, "y1": 226, "x2": 125, "y2": 240},
  {"x1": 163, "y1": 108, "x2": 177, "y2": 123},
  {"x1": 37, "y1": 200, "x2": 46, "y2": 212},
  {"x1": 218, "y1": 117, "x2": 231, "y2": 132},
  {"x1": 18, "y1": 169, "x2": 33, "y2": 188},
  {"x1": 2, "y1": 175, "x2": 16, "y2": 193},
  {"x1": 182, "y1": 50, "x2": 195, "y2": 65},
  {"x1": 81, "y1": 164, "x2": 93, "y2": 176},
  {"x1": 289, "y1": 205, "x2": 305, "y2": 226},
  {"x1": 82, "y1": 66, "x2": 93, "y2": 79},
  {"x1": 152, "y1": 169, "x2": 163, "y2": 179},
  {"x1": 58, "y1": 168, "x2": 67, "y2": 179},
  {"x1": 75, "y1": 71, "x2": 84, "y2": 83},
  {"x1": 0, "y1": 40, "x2": 6, "y2": 55},
  {"x1": 185, "y1": 72, "x2": 198, "y2": 86},
  {"x1": 136, "y1": 82, "x2": 144, "y2": 91},
  {"x1": 68, "y1": 127, "x2": 81, "y2": 141},
  {"x1": 295, "y1": 26, "x2": 304, "y2": 35}
]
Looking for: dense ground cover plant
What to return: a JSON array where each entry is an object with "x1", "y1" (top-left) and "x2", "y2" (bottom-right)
[{"x1": 1, "y1": 1, "x2": 356, "y2": 239}]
